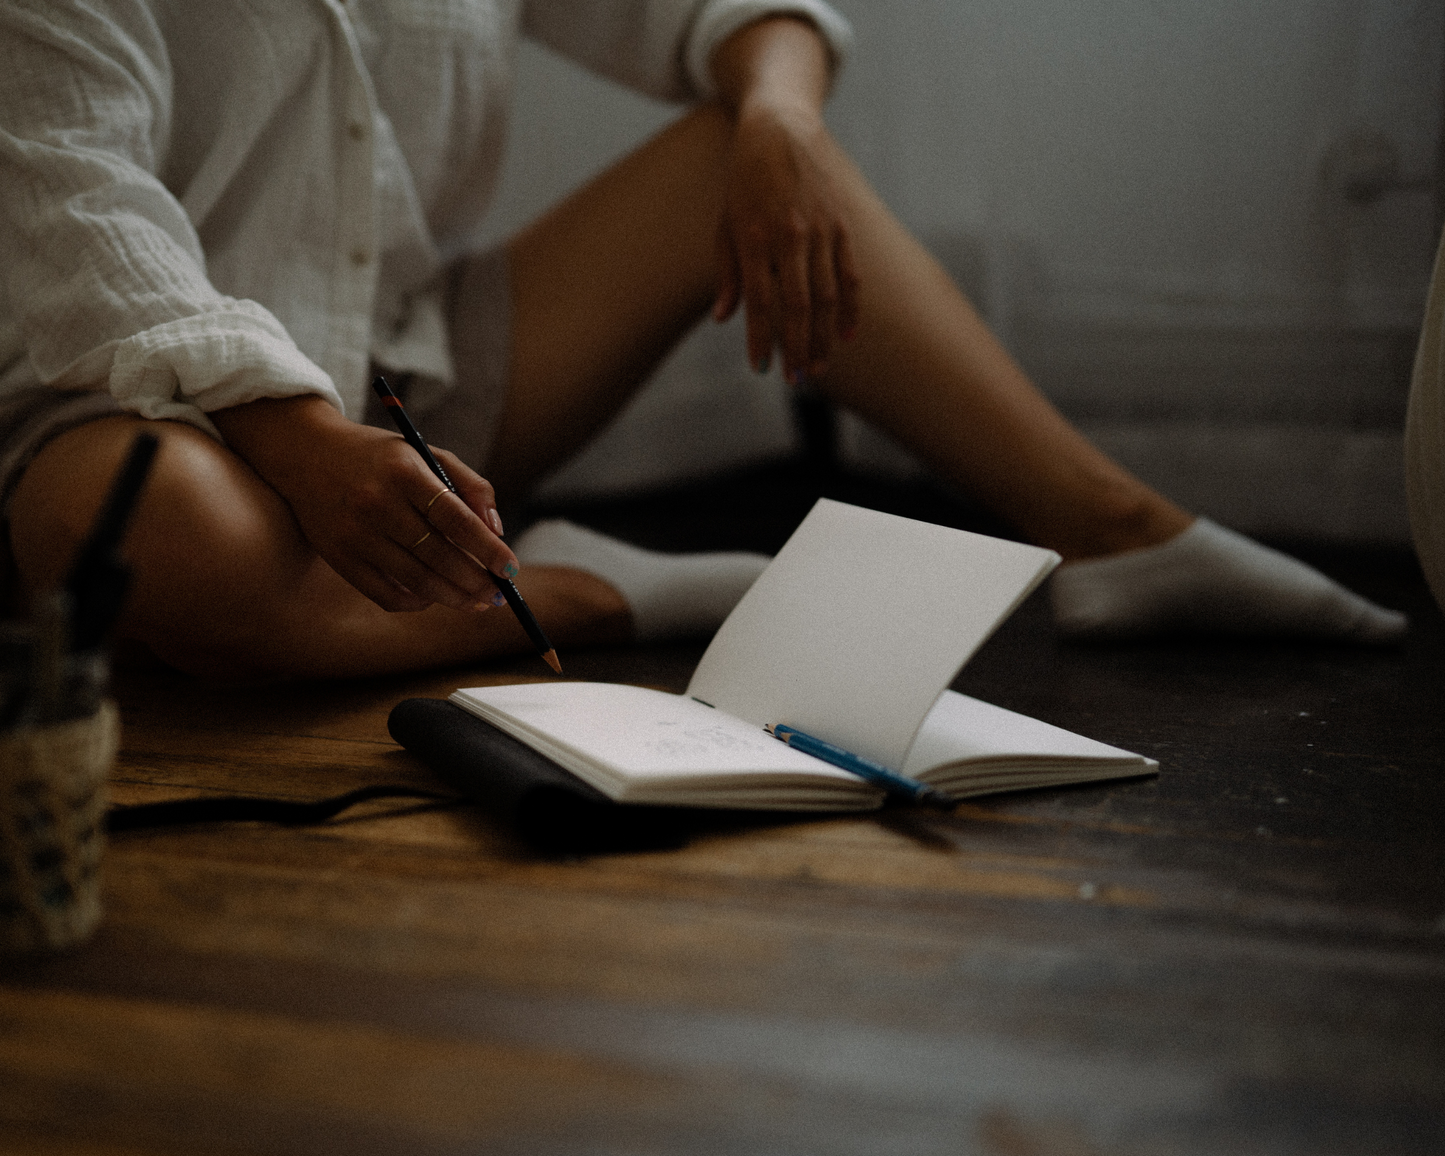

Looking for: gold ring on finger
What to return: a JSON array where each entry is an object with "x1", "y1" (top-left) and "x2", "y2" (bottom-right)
[
  {"x1": 412, "y1": 531, "x2": 431, "y2": 549},
  {"x1": 426, "y1": 489, "x2": 448, "y2": 511}
]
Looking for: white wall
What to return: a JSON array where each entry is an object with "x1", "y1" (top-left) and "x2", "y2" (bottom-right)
[
  {"x1": 832, "y1": 1, "x2": 1439, "y2": 322},
  {"x1": 481, "y1": 1, "x2": 1444, "y2": 542}
]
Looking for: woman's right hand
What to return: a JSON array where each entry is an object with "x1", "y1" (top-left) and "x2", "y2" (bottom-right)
[{"x1": 212, "y1": 395, "x2": 517, "y2": 613}]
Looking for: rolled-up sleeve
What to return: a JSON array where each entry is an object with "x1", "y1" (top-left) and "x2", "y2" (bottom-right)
[
  {"x1": 0, "y1": 0, "x2": 341, "y2": 436},
  {"x1": 521, "y1": 0, "x2": 853, "y2": 103}
]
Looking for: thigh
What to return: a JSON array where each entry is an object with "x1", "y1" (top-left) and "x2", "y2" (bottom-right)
[
  {"x1": 456, "y1": 104, "x2": 734, "y2": 494},
  {"x1": 9, "y1": 414, "x2": 633, "y2": 679},
  {"x1": 8, "y1": 416, "x2": 321, "y2": 668}
]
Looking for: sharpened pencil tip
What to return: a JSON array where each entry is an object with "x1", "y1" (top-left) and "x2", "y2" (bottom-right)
[{"x1": 542, "y1": 649, "x2": 562, "y2": 674}]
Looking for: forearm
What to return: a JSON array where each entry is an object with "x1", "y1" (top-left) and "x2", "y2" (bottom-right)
[
  {"x1": 706, "y1": 14, "x2": 859, "y2": 382},
  {"x1": 710, "y1": 16, "x2": 832, "y2": 120},
  {"x1": 210, "y1": 394, "x2": 352, "y2": 498}
]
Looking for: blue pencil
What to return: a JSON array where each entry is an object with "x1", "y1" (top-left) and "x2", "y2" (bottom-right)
[{"x1": 766, "y1": 723, "x2": 955, "y2": 809}]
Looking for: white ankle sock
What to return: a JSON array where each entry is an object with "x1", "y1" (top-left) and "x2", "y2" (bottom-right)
[
  {"x1": 512, "y1": 520, "x2": 771, "y2": 643},
  {"x1": 1050, "y1": 518, "x2": 1408, "y2": 643}
]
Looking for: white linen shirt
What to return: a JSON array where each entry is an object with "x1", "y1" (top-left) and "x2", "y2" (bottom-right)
[{"x1": 0, "y1": 0, "x2": 852, "y2": 436}]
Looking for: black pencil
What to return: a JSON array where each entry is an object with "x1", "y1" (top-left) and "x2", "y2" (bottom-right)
[
  {"x1": 64, "y1": 431, "x2": 159, "y2": 654},
  {"x1": 371, "y1": 376, "x2": 561, "y2": 674}
]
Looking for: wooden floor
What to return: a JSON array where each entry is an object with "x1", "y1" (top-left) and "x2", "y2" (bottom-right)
[{"x1": 3, "y1": 465, "x2": 1443, "y2": 1156}]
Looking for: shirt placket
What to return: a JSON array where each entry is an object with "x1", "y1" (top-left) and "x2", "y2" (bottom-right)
[{"x1": 323, "y1": 0, "x2": 382, "y2": 419}]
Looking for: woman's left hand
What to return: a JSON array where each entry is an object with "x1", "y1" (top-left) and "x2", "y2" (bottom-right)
[{"x1": 710, "y1": 19, "x2": 859, "y2": 387}]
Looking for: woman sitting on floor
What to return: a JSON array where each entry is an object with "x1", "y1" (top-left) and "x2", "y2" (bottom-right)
[{"x1": 0, "y1": 0, "x2": 1406, "y2": 679}]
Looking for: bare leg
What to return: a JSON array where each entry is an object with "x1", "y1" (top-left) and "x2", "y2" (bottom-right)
[
  {"x1": 473, "y1": 105, "x2": 1403, "y2": 643},
  {"x1": 8, "y1": 417, "x2": 629, "y2": 680},
  {"x1": 474, "y1": 104, "x2": 1189, "y2": 561}
]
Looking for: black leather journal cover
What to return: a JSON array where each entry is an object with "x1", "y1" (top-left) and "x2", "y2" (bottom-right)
[{"x1": 387, "y1": 697, "x2": 698, "y2": 853}]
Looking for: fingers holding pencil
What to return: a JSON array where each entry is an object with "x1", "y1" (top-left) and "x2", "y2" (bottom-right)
[
  {"x1": 325, "y1": 438, "x2": 506, "y2": 614},
  {"x1": 431, "y1": 446, "x2": 505, "y2": 538},
  {"x1": 393, "y1": 447, "x2": 517, "y2": 607},
  {"x1": 206, "y1": 393, "x2": 518, "y2": 618},
  {"x1": 371, "y1": 375, "x2": 559, "y2": 671},
  {"x1": 416, "y1": 448, "x2": 514, "y2": 570}
]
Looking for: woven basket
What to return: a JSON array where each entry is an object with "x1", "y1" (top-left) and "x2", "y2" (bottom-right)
[{"x1": 0, "y1": 702, "x2": 117, "y2": 952}]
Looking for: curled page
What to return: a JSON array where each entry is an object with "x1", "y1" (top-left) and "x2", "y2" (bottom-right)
[{"x1": 685, "y1": 499, "x2": 1059, "y2": 771}]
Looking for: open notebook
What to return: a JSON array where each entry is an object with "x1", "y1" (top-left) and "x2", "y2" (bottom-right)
[{"x1": 451, "y1": 500, "x2": 1157, "y2": 810}]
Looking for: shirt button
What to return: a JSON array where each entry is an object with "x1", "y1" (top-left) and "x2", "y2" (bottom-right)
[
  {"x1": 350, "y1": 248, "x2": 370, "y2": 267},
  {"x1": 347, "y1": 121, "x2": 366, "y2": 141}
]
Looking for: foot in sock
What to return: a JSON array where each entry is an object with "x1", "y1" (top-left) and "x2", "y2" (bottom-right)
[
  {"x1": 512, "y1": 520, "x2": 771, "y2": 643},
  {"x1": 1050, "y1": 517, "x2": 1408, "y2": 643}
]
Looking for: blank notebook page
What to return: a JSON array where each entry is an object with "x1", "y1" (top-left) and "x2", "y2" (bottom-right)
[{"x1": 686, "y1": 499, "x2": 1059, "y2": 770}]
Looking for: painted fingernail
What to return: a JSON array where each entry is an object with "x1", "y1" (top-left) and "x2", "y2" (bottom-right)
[
  {"x1": 491, "y1": 589, "x2": 508, "y2": 607},
  {"x1": 502, "y1": 560, "x2": 519, "y2": 579},
  {"x1": 488, "y1": 508, "x2": 505, "y2": 536}
]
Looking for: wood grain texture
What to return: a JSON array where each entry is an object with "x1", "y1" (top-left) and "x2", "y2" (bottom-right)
[{"x1": 3, "y1": 471, "x2": 1443, "y2": 1155}]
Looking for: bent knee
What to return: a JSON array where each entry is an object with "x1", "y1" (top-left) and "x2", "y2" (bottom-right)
[
  {"x1": 11, "y1": 416, "x2": 167, "y2": 597},
  {"x1": 10, "y1": 416, "x2": 313, "y2": 673},
  {"x1": 14, "y1": 416, "x2": 288, "y2": 575}
]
